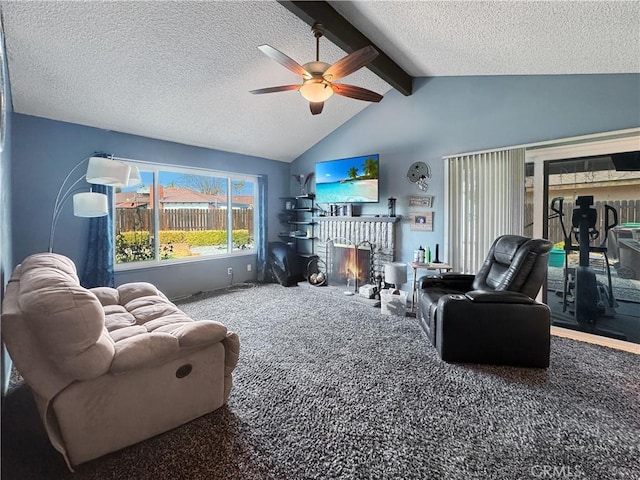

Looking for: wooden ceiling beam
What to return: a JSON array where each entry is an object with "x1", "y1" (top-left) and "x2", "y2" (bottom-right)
[{"x1": 277, "y1": 1, "x2": 413, "y2": 96}]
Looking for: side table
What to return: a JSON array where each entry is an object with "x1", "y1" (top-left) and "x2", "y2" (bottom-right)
[{"x1": 407, "y1": 262, "x2": 453, "y2": 313}]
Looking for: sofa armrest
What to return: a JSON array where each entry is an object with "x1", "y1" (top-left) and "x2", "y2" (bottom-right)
[
  {"x1": 419, "y1": 273, "x2": 474, "y2": 291},
  {"x1": 111, "y1": 333, "x2": 179, "y2": 373},
  {"x1": 110, "y1": 321, "x2": 230, "y2": 374},
  {"x1": 464, "y1": 290, "x2": 534, "y2": 304}
]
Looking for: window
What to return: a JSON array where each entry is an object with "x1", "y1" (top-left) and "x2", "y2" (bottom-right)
[{"x1": 114, "y1": 163, "x2": 256, "y2": 268}]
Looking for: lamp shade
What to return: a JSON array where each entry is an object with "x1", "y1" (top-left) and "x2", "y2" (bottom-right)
[
  {"x1": 127, "y1": 165, "x2": 141, "y2": 187},
  {"x1": 384, "y1": 262, "x2": 407, "y2": 285},
  {"x1": 73, "y1": 192, "x2": 108, "y2": 218},
  {"x1": 86, "y1": 156, "x2": 131, "y2": 187}
]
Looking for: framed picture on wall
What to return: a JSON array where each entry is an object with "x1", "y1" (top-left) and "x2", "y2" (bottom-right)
[
  {"x1": 409, "y1": 195, "x2": 433, "y2": 208},
  {"x1": 409, "y1": 211, "x2": 433, "y2": 231}
]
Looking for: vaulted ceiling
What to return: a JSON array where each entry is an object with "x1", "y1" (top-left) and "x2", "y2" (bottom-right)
[{"x1": 2, "y1": 1, "x2": 638, "y2": 163}]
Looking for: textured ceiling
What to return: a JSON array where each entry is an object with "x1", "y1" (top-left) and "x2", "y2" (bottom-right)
[
  {"x1": 2, "y1": 1, "x2": 639, "y2": 163},
  {"x1": 331, "y1": 1, "x2": 640, "y2": 77}
]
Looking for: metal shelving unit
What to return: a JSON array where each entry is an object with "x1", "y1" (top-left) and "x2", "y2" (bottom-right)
[{"x1": 278, "y1": 194, "x2": 316, "y2": 258}]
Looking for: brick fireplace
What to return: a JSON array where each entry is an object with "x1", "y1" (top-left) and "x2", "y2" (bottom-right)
[{"x1": 315, "y1": 216, "x2": 401, "y2": 285}]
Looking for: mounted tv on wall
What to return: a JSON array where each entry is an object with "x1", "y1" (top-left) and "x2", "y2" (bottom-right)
[{"x1": 315, "y1": 154, "x2": 380, "y2": 204}]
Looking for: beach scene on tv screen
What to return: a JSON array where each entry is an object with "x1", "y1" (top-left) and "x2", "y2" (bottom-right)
[{"x1": 316, "y1": 154, "x2": 379, "y2": 203}]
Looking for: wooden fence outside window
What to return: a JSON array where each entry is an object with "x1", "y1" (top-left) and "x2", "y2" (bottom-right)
[{"x1": 116, "y1": 208, "x2": 254, "y2": 232}]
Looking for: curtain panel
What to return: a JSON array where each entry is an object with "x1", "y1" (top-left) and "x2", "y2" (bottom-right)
[
  {"x1": 445, "y1": 148, "x2": 525, "y2": 273},
  {"x1": 256, "y1": 175, "x2": 268, "y2": 282},
  {"x1": 81, "y1": 184, "x2": 115, "y2": 288}
]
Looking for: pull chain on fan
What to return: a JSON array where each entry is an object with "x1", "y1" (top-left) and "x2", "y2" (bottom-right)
[{"x1": 250, "y1": 23, "x2": 383, "y2": 115}]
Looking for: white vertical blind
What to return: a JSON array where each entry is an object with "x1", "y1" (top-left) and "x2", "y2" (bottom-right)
[{"x1": 445, "y1": 148, "x2": 525, "y2": 273}]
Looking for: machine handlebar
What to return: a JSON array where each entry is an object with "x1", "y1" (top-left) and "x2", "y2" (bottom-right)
[
  {"x1": 550, "y1": 197, "x2": 569, "y2": 242},
  {"x1": 550, "y1": 197, "x2": 563, "y2": 216},
  {"x1": 602, "y1": 204, "x2": 619, "y2": 248}
]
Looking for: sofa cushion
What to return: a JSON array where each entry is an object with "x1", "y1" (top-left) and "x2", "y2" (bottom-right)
[
  {"x1": 109, "y1": 325, "x2": 148, "y2": 343},
  {"x1": 117, "y1": 282, "x2": 166, "y2": 305},
  {"x1": 125, "y1": 296, "x2": 186, "y2": 324},
  {"x1": 90, "y1": 287, "x2": 120, "y2": 306},
  {"x1": 143, "y1": 314, "x2": 194, "y2": 331},
  {"x1": 103, "y1": 305, "x2": 137, "y2": 331}
]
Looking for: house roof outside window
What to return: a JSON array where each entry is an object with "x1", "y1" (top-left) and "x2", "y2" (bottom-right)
[{"x1": 115, "y1": 187, "x2": 253, "y2": 209}]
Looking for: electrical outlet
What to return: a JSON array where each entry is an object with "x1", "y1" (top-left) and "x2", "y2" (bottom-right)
[
  {"x1": 247, "y1": 264, "x2": 252, "y2": 272},
  {"x1": 227, "y1": 267, "x2": 233, "y2": 275}
]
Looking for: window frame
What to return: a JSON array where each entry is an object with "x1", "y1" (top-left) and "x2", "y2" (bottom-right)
[{"x1": 114, "y1": 160, "x2": 258, "y2": 272}]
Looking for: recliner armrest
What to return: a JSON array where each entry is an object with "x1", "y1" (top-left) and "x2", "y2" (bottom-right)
[
  {"x1": 464, "y1": 290, "x2": 535, "y2": 304},
  {"x1": 419, "y1": 273, "x2": 474, "y2": 291},
  {"x1": 110, "y1": 321, "x2": 229, "y2": 374}
]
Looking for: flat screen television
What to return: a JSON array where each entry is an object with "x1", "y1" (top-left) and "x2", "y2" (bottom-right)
[{"x1": 315, "y1": 154, "x2": 380, "y2": 204}]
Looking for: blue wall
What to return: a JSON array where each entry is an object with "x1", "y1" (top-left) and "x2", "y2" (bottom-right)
[
  {"x1": 292, "y1": 74, "x2": 640, "y2": 269},
  {"x1": 11, "y1": 114, "x2": 290, "y2": 298},
  {"x1": 1, "y1": 31, "x2": 13, "y2": 393}
]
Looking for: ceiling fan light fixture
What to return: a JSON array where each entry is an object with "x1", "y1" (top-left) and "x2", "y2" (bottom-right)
[{"x1": 299, "y1": 79, "x2": 334, "y2": 103}]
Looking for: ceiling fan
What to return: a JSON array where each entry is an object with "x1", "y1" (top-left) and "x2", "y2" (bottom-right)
[{"x1": 250, "y1": 23, "x2": 383, "y2": 115}]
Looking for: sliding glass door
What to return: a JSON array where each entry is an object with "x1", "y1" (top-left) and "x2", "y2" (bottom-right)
[
  {"x1": 528, "y1": 133, "x2": 639, "y2": 345},
  {"x1": 544, "y1": 156, "x2": 639, "y2": 343}
]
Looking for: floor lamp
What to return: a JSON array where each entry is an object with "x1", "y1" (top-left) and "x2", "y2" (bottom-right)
[{"x1": 48, "y1": 155, "x2": 140, "y2": 252}]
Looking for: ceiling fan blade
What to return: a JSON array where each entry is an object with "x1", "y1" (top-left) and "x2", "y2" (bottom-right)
[
  {"x1": 250, "y1": 85, "x2": 301, "y2": 95},
  {"x1": 324, "y1": 46, "x2": 379, "y2": 81},
  {"x1": 257, "y1": 45, "x2": 310, "y2": 78},
  {"x1": 331, "y1": 84, "x2": 383, "y2": 103},
  {"x1": 310, "y1": 102, "x2": 324, "y2": 115}
]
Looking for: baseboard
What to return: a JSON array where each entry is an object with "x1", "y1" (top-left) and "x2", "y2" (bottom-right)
[{"x1": 551, "y1": 326, "x2": 640, "y2": 354}]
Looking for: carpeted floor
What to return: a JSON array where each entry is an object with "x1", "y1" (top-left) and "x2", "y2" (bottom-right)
[{"x1": 2, "y1": 283, "x2": 639, "y2": 479}]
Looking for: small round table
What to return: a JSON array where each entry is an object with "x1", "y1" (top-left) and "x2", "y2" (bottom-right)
[{"x1": 407, "y1": 262, "x2": 453, "y2": 313}]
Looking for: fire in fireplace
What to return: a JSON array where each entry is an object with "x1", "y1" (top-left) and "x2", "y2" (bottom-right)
[{"x1": 329, "y1": 243, "x2": 372, "y2": 289}]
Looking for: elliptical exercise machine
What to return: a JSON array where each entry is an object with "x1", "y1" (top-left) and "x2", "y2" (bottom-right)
[{"x1": 550, "y1": 195, "x2": 618, "y2": 327}]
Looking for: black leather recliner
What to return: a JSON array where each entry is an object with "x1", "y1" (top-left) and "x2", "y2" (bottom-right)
[{"x1": 418, "y1": 235, "x2": 554, "y2": 368}]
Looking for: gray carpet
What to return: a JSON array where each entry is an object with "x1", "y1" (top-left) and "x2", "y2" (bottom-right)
[{"x1": 2, "y1": 283, "x2": 639, "y2": 479}]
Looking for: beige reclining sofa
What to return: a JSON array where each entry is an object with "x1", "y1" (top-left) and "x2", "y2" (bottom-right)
[{"x1": 2, "y1": 253, "x2": 240, "y2": 469}]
